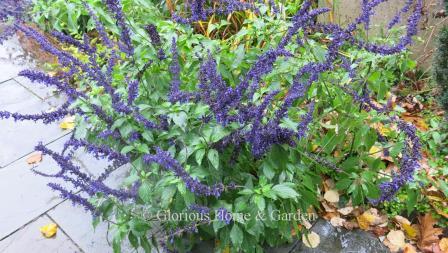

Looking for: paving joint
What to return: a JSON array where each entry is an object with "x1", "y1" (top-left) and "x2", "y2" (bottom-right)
[
  {"x1": 0, "y1": 131, "x2": 73, "y2": 170},
  {"x1": 13, "y1": 77, "x2": 46, "y2": 101},
  {"x1": 45, "y1": 213, "x2": 86, "y2": 253},
  {"x1": 0, "y1": 77, "x2": 15, "y2": 86}
]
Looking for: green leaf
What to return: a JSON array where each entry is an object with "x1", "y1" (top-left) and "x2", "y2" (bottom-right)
[
  {"x1": 253, "y1": 195, "x2": 266, "y2": 211},
  {"x1": 121, "y1": 145, "x2": 134, "y2": 154},
  {"x1": 238, "y1": 189, "x2": 254, "y2": 195},
  {"x1": 128, "y1": 232, "x2": 139, "y2": 249},
  {"x1": 335, "y1": 178, "x2": 353, "y2": 190},
  {"x1": 230, "y1": 224, "x2": 243, "y2": 248},
  {"x1": 161, "y1": 185, "x2": 177, "y2": 207},
  {"x1": 142, "y1": 132, "x2": 153, "y2": 142},
  {"x1": 136, "y1": 144, "x2": 150, "y2": 153},
  {"x1": 272, "y1": 184, "x2": 299, "y2": 200},
  {"x1": 172, "y1": 111, "x2": 188, "y2": 130},
  {"x1": 207, "y1": 149, "x2": 219, "y2": 169},
  {"x1": 140, "y1": 236, "x2": 152, "y2": 253},
  {"x1": 138, "y1": 181, "x2": 152, "y2": 203},
  {"x1": 112, "y1": 235, "x2": 122, "y2": 253},
  {"x1": 406, "y1": 187, "x2": 417, "y2": 215},
  {"x1": 129, "y1": 219, "x2": 149, "y2": 236},
  {"x1": 262, "y1": 160, "x2": 275, "y2": 180},
  {"x1": 92, "y1": 216, "x2": 100, "y2": 229},
  {"x1": 352, "y1": 186, "x2": 364, "y2": 205},
  {"x1": 195, "y1": 149, "x2": 206, "y2": 165},
  {"x1": 437, "y1": 180, "x2": 448, "y2": 197}
]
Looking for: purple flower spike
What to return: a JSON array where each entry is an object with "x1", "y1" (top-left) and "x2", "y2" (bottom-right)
[{"x1": 143, "y1": 148, "x2": 225, "y2": 197}]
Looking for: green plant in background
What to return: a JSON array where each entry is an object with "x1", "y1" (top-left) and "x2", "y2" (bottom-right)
[
  {"x1": 1, "y1": 0, "x2": 433, "y2": 252},
  {"x1": 434, "y1": 26, "x2": 448, "y2": 113},
  {"x1": 31, "y1": 0, "x2": 161, "y2": 36},
  {"x1": 31, "y1": 0, "x2": 99, "y2": 35}
]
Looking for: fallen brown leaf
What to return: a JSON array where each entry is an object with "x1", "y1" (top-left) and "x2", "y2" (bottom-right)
[
  {"x1": 384, "y1": 238, "x2": 401, "y2": 253},
  {"x1": 417, "y1": 214, "x2": 443, "y2": 252},
  {"x1": 330, "y1": 217, "x2": 345, "y2": 227},
  {"x1": 322, "y1": 201, "x2": 336, "y2": 213},
  {"x1": 324, "y1": 179, "x2": 335, "y2": 190},
  {"x1": 394, "y1": 215, "x2": 411, "y2": 225},
  {"x1": 439, "y1": 238, "x2": 448, "y2": 253},
  {"x1": 324, "y1": 190, "x2": 340, "y2": 203},
  {"x1": 343, "y1": 220, "x2": 359, "y2": 230},
  {"x1": 26, "y1": 152, "x2": 42, "y2": 165},
  {"x1": 372, "y1": 226, "x2": 389, "y2": 237},
  {"x1": 387, "y1": 230, "x2": 406, "y2": 251},
  {"x1": 338, "y1": 206, "x2": 354, "y2": 216},
  {"x1": 302, "y1": 232, "x2": 320, "y2": 248},
  {"x1": 323, "y1": 212, "x2": 338, "y2": 220},
  {"x1": 403, "y1": 244, "x2": 418, "y2": 253},
  {"x1": 401, "y1": 113, "x2": 429, "y2": 131}
]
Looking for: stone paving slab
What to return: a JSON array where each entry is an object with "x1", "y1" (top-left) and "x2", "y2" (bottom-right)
[
  {"x1": 0, "y1": 79, "x2": 69, "y2": 167},
  {"x1": 0, "y1": 132, "x2": 132, "y2": 252},
  {"x1": 0, "y1": 136, "x2": 69, "y2": 239},
  {"x1": 0, "y1": 134, "x2": 118, "y2": 239},
  {"x1": 45, "y1": 93, "x2": 69, "y2": 108},
  {"x1": 0, "y1": 214, "x2": 82, "y2": 253},
  {"x1": 47, "y1": 201, "x2": 115, "y2": 253},
  {"x1": 0, "y1": 58, "x2": 25, "y2": 84},
  {"x1": 0, "y1": 36, "x2": 34, "y2": 83},
  {"x1": 14, "y1": 76, "x2": 57, "y2": 101},
  {"x1": 47, "y1": 164, "x2": 132, "y2": 253},
  {"x1": 0, "y1": 36, "x2": 135, "y2": 253},
  {"x1": 0, "y1": 79, "x2": 42, "y2": 112}
]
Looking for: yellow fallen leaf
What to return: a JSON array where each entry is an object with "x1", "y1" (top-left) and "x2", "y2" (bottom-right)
[
  {"x1": 26, "y1": 152, "x2": 42, "y2": 165},
  {"x1": 402, "y1": 223, "x2": 418, "y2": 240},
  {"x1": 40, "y1": 223, "x2": 58, "y2": 238},
  {"x1": 323, "y1": 190, "x2": 339, "y2": 203},
  {"x1": 439, "y1": 238, "x2": 448, "y2": 253},
  {"x1": 302, "y1": 232, "x2": 320, "y2": 248},
  {"x1": 401, "y1": 114, "x2": 429, "y2": 131},
  {"x1": 369, "y1": 145, "x2": 382, "y2": 159},
  {"x1": 60, "y1": 116, "x2": 75, "y2": 130},
  {"x1": 387, "y1": 230, "x2": 406, "y2": 250},
  {"x1": 47, "y1": 71, "x2": 58, "y2": 77},
  {"x1": 357, "y1": 212, "x2": 376, "y2": 230},
  {"x1": 394, "y1": 215, "x2": 417, "y2": 240},
  {"x1": 373, "y1": 122, "x2": 392, "y2": 136}
]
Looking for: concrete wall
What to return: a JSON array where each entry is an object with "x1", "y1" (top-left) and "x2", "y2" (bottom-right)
[{"x1": 318, "y1": 0, "x2": 448, "y2": 69}]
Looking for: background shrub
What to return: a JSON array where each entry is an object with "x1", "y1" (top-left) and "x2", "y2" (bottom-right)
[{"x1": 0, "y1": 0, "x2": 427, "y2": 252}]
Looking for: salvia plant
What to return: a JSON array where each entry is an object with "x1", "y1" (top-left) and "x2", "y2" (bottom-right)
[{"x1": 0, "y1": 0, "x2": 424, "y2": 252}]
